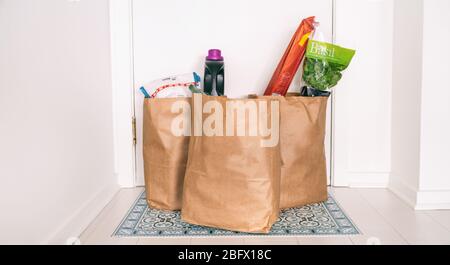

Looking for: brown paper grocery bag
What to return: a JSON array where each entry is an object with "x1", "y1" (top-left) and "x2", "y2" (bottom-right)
[
  {"x1": 181, "y1": 94, "x2": 281, "y2": 233},
  {"x1": 279, "y1": 94, "x2": 329, "y2": 208},
  {"x1": 143, "y1": 97, "x2": 191, "y2": 210}
]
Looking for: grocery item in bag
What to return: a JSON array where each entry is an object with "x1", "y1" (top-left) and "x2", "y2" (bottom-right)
[
  {"x1": 140, "y1": 72, "x2": 201, "y2": 98},
  {"x1": 301, "y1": 40, "x2": 355, "y2": 94},
  {"x1": 143, "y1": 97, "x2": 191, "y2": 210},
  {"x1": 181, "y1": 94, "x2": 281, "y2": 233},
  {"x1": 204, "y1": 49, "x2": 225, "y2": 96},
  {"x1": 264, "y1": 16, "x2": 316, "y2": 96},
  {"x1": 300, "y1": 85, "x2": 331, "y2": 97}
]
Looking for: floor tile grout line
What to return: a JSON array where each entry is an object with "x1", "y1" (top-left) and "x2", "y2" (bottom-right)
[
  {"x1": 82, "y1": 188, "x2": 144, "y2": 245},
  {"x1": 296, "y1": 235, "x2": 354, "y2": 245},
  {"x1": 112, "y1": 188, "x2": 146, "y2": 238},
  {"x1": 80, "y1": 189, "x2": 125, "y2": 244},
  {"x1": 333, "y1": 188, "x2": 370, "y2": 245},
  {"x1": 353, "y1": 188, "x2": 410, "y2": 245},
  {"x1": 363, "y1": 188, "x2": 450, "y2": 244},
  {"x1": 423, "y1": 211, "x2": 450, "y2": 234},
  {"x1": 326, "y1": 189, "x2": 357, "y2": 245},
  {"x1": 333, "y1": 188, "x2": 400, "y2": 245},
  {"x1": 325, "y1": 189, "x2": 362, "y2": 235},
  {"x1": 348, "y1": 235, "x2": 355, "y2": 245}
]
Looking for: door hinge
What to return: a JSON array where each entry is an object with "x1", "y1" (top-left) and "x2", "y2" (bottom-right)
[{"x1": 132, "y1": 116, "x2": 137, "y2": 145}]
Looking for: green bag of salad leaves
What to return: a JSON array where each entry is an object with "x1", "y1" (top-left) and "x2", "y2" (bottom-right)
[{"x1": 302, "y1": 40, "x2": 355, "y2": 92}]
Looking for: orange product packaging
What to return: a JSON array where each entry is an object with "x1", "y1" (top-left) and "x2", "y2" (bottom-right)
[{"x1": 264, "y1": 16, "x2": 316, "y2": 96}]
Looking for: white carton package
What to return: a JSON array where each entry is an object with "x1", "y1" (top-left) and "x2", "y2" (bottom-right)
[{"x1": 140, "y1": 72, "x2": 201, "y2": 98}]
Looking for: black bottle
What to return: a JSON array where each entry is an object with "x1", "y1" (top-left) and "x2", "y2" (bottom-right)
[{"x1": 204, "y1": 49, "x2": 224, "y2": 96}]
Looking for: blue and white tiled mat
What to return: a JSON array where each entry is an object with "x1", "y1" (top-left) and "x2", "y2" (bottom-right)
[{"x1": 113, "y1": 191, "x2": 359, "y2": 237}]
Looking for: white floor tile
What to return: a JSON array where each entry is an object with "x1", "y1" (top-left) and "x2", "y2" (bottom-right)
[
  {"x1": 349, "y1": 234, "x2": 406, "y2": 245},
  {"x1": 80, "y1": 187, "x2": 144, "y2": 245},
  {"x1": 297, "y1": 236, "x2": 353, "y2": 245},
  {"x1": 423, "y1": 210, "x2": 450, "y2": 232},
  {"x1": 243, "y1": 236, "x2": 298, "y2": 245},
  {"x1": 190, "y1": 237, "x2": 245, "y2": 245},
  {"x1": 138, "y1": 237, "x2": 191, "y2": 245},
  {"x1": 357, "y1": 188, "x2": 450, "y2": 245},
  {"x1": 330, "y1": 188, "x2": 408, "y2": 245},
  {"x1": 83, "y1": 237, "x2": 139, "y2": 245}
]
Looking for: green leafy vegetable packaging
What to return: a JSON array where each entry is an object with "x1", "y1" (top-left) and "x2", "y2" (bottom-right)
[{"x1": 302, "y1": 40, "x2": 355, "y2": 91}]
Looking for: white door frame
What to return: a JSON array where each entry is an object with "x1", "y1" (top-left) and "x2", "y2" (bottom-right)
[
  {"x1": 110, "y1": 0, "x2": 136, "y2": 187},
  {"x1": 109, "y1": 0, "x2": 337, "y2": 188}
]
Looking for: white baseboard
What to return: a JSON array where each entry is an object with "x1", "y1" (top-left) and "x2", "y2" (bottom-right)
[
  {"x1": 42, "y1": 183, "x2": 120, "y2": 245},
  {"x1": 388, "y1": 177, "x2": 450, "y2": 210},
  {"x1": 344, "y1": 172, "x2": 390, "y2": 188},
  {"x1": 388, "y1": 177, "x2": 417, "y2": 208},
  {"x1": 415, "y1": 190, "x2": 450, "y2": 210}
]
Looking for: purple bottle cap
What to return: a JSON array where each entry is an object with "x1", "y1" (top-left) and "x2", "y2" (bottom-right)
[{"x1": 206, "y1": 49, "x2": 223, "y2": 61}]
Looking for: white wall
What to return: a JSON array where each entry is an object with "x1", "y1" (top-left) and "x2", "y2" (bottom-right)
[
  {"x1": 418, "y1": 0, "x2": 450, "y2": 207},
  {"x1": 389, "y1": 0, "x2": 423, "y2": 203},
  {"x1": 389, "y1": 0, "x2": 450, "y2": 209},
  {"x1": 333, "y1": 0, "x2": 393, "y2": 187},
  {"x1": 0, "y1": 0, "x2": 118, "y2": 244}
]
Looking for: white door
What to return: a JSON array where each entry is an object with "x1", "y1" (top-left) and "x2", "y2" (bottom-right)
[{"x1": 132, "y1": 0, "x2": 334, "y2": 186}]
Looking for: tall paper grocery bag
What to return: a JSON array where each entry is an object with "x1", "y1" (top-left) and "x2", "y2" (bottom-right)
[
  {"x1": 143, "y1": 98, "x2": 190, "y2": 210},
  {"x1": 181, "y1": 94, "x2": 281, "y2": 233},
  {"x1": 279, "y1": 94, "x2": 328, "y2": 208}
]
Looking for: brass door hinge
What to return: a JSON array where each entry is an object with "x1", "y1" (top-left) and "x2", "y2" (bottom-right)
[{"x1": 132, "y1": 116, "x2": 137, "y2": 145}]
